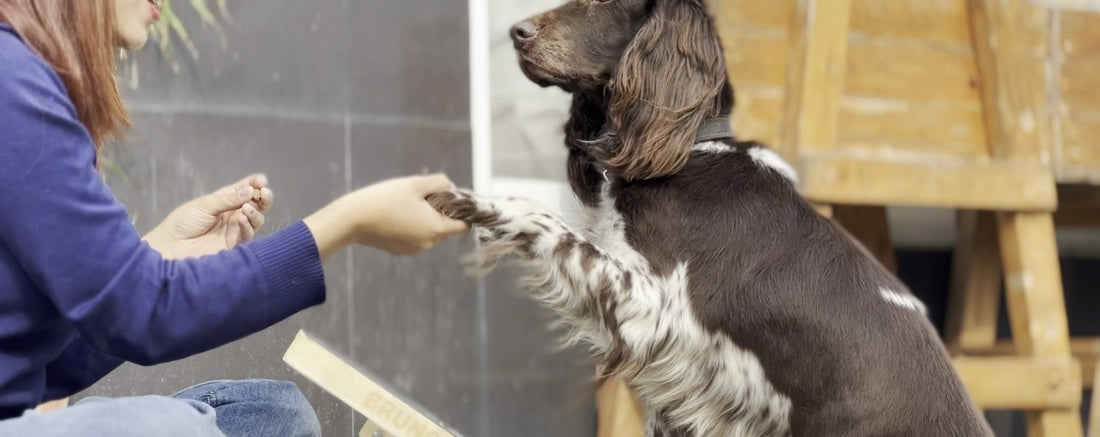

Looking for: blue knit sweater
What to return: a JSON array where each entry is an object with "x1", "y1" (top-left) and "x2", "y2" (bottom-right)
[{"x1": 0, "y1": 23, "x2": 326, "y2": 418}]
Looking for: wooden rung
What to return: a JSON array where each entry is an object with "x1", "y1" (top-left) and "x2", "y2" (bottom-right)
[
  {"x1": 953, "y1": 357, "x2": 1081, "y2": 409},
  {"x1": 966, "y1": 338, "x2": 1100, "y2": 388},
  {"x1": 283, "y1": 331, "x2": 461, "y2": 437},
  {"x1": 1091, "y1": 364, "x2": 1100, "y2": 437},
  {"x1": 798, "y1": 157, "x2": 1057, "y2": 211},
  {"x1": 945, "y1": 211, "x2": 1002, "y2": 354},
  {"x1": 809, "y1": 202, "x2": 833, "y2": 218},
  {"x1": 597, "y1": 377, "x2": 646, "y2": 437}
]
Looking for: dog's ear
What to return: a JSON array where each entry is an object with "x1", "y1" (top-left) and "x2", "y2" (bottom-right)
[{"x1": 605, "y1": 0, "x2": 726, "y2": 181}]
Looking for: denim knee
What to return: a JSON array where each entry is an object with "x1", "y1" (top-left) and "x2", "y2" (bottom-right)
[
  {"x1": 174, "y1": 379, "x2": 320, "y2": 437},
  {"x1": 0, "y1": 396, "x2": 225, "y2": 437}
]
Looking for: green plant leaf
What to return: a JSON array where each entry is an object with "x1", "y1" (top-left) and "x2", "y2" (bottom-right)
[
  {"x1": 188, "y1": 0, "x2": 227, "y2": 49},
  {"x1": 150, "y1": 0, "x2": 232, "y2": 70}
]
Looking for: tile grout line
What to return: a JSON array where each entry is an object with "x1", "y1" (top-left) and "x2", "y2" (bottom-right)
[
  {"x1": 342, "y1": 0, "x2": 355, "y2": 435},
  {"x1": 127, "y1": 102, "x2": 471, "y2": 132}
]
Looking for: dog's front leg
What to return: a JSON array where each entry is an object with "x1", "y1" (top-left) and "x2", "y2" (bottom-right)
[{"x1": 429, "y1": 190, "x2": 643, "y2": 350}]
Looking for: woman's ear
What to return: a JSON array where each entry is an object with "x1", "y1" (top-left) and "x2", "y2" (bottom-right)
[{"x1": 604, "y1": 0, "x2": 726, "y2": 181}]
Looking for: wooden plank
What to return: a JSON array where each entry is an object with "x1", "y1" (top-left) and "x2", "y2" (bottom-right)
[
  {"x1": 845, "y1": 42, "x2": 983, "y2": 103},
  {"x1": 976, "y1": 2, "x2": 1086, "y2": 424},
  {"x1": 734, "y1": 94, "x2": 991, "y2": 160},
  {"x1": 945, "y1": 211, "x2": 1002, "y2": 354},
  {"x1": 832, "y1": 205, "x2": 896, "y2": 272},
  {"x1": 1036, "y1": 0, "x2": 1100, "y2": 12},
  {"x1": 1061, "y1": 10, "x2": 1100, "y2": 62},
  {"x1": 837, "y1": 99, "x2": 989, "y2": 159},
  {"x1": 1057, "y1": 110, "x2": 1100, "y2": 183},
  {"x1": 1085, "y1": 349, "x2": 1097, "y2": 388},
  {"x1": 799, "y1": 156, "x2": 1057, "y2": 211},
  {"x1": 969, "y1": 0, "x2": 1051, "y2": 164},
  {"x1": 778, "y1": 0, "x2": 853, "y2": 158},
  {"x1": 723, "y1": 33, "x2": 791, "y2": 88},
  {"x1": 810, "y1": 202, "x2": 834, "y2": 218},
  {"x1": 1092, "y1": 363, "x2": 1100, "y2": 437},
  {"x1": 361, "y1": 421, "x2": 389, "y2": 437},
  {"x1": 850, "y1": 0, "x2": 976, "y2": 45},
  {"x1": 974, "y1": 338, "x2": 1100, "y2": 388},
  {"x1": 283, "y1": 331, "x2": 460, "y2": 437},
  {"x1": 954, "y1": 356, "x2": 1081, "y2": 409},
  {"x1": 730, "y1": 91, "x2": 784, "y2": 146},
  {"x1": 597, "y1": 377, "x2": 646, "y2": 437},
  {"x1": 995, "y1": 211, "x2": 1081, "y2": 437},
  {"x1": 1061, "y1": 60, "x2": 1100, "y2": 113},
  {"x1": 708, "y1": 0, "x2": 794, "y2": 30},
  {"x1": 996, "y1": 212, "x2": 1072, "y2": 355}
]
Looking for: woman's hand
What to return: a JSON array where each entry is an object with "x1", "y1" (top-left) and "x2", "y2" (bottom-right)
[
  {"x1": 34, "y1": 398, "x2": 69, "y2": 413},
  {"x1": 304, "y1": 174, "x2": 469, "y2": 259},
  {"x1": 143, "y1": 174, "x2": 274, "y2": 259}
]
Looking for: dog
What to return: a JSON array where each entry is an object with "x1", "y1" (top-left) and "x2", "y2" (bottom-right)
[{"x1": 429, "y1": 0, "x2": 992, "y2": 435}]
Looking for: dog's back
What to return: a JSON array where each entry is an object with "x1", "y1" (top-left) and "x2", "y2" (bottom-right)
[{"x1": 606, "y1": 142, "x2": 991, "y2": 436}]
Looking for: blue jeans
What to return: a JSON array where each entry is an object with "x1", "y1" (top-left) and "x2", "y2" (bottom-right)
[{"x1": 0, "y1": 379, "x2": 321, "y2": 437}]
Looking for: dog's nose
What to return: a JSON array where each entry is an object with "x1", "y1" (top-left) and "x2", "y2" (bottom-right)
[{"x1": 510, "y1": 21, "x2": 538, "y2": 45}]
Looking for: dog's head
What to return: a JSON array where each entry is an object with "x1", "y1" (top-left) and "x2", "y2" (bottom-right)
[{"x1": 511, "y1": 0, "x2": 730, "y2": 181}]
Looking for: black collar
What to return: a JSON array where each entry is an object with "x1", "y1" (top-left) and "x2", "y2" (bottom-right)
[{"x1": 695, "y1": 118, "x2": 735, "y2": 143}]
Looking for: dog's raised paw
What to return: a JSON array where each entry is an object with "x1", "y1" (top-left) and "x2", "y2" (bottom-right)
[{"x1": 426, "y1": 189, "x2": 502, "y2": 227}]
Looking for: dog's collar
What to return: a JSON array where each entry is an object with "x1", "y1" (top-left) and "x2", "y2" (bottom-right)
[
  {"x1": 593, "y1": 118, "x2": 735, "y2": 182},
  {"x1": 695, "y1": 118, "x2": 734, "y2": 143}
]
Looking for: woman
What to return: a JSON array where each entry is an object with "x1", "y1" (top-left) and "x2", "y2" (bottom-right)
[{"x1": 0, "y1": 0, "x2": 468, "y2": 435}]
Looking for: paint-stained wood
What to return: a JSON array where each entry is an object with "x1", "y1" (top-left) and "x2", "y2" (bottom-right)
[
  {"x1": 798, "y1": 156, "x2": 1057, "y2": 210},
  {"x1": 1053, "y1": 9, "x2": 1100, "y2": 183},
  {"x1": 283, "y1": 331, "x2": 460, "y2": 437},
  {"x1": 850, "y1": 0, "x2": 975, "y2": 44},
  {"x1": 845, "y1": 43, "x2": 982, "y2": 103},
  {"x1": 778, "y1": 0, "x2": 852, "y2": 157},
  {"x1": 1092, "y1": 363, "x2": 1100, "y2": 437},
  {"x1": 954, "y1": 356, "x2": 1081, "y2": 409},
  {"x1": 996, "y1": 211, "x2": 1082, "y2": 437},
  {"x1": 1062, "y1": 10, "x2": 1100, "y2": 61},
  {"x1": 1059, "y1": 112, "x2": 1100, "y2": 183},
  {"x1": 969, "y1": 0, "x2": 1051, "y2": 165},
  {"x1": 709, "y1": 0, "x2": 794, "y2": 29},
  {"x1": 597, "y1": 377, "x2": 647, "y2": 437},
  {"x1": 975, "y1": 339, "x2": 1100, "y2": 388},
  {"x1": 837, "y1": 100, "x2": 988, "y2": 159},
  {"x1": 946, "y1": 211, "x2": 1002, "y2": 354}
]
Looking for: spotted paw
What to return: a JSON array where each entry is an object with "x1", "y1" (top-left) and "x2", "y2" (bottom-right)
[{"x1": 426, "y1": 189, "x2": 502, "y2": 227}]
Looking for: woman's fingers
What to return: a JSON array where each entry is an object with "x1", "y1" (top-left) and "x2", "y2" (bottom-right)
[
  {"x1": 236, "y1": 212, "x2": 255, "y2": 243},
  {"x1": 242, "y1": 203, "x2": 266, "y2": 231},
  {"x1": 254, "y1": 187, "x2": 274, "y2": 211}
]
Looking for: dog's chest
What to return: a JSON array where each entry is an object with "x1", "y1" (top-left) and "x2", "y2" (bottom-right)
[{"x1": 575, "y1": 190, "x2": 793, "y2": 436}]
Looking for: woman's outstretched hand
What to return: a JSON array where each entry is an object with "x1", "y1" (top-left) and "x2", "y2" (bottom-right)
[
  {"x1": 304, "y1": 173, "x2": 469, "y2": 259},
  {"x1": 143, "y1": 174, "x2": 274, "y2": 259}
]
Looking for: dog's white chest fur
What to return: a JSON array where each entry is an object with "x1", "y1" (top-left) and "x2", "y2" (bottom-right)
[{"x1": 580, "y1": 188, "x2": 793, "y2": 436}]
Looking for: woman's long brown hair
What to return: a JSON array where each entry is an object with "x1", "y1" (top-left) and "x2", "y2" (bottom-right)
[{"x1": 0, "y1": 0, "x2": 130, "y2": 150}]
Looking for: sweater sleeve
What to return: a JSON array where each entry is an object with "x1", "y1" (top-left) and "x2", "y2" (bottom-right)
[
  {"x1": 0, "y1": 40, "x2": 326, "y2": 366},
  {"x1": 42, "y1": 336, "x2": 125, "y2": 400}
]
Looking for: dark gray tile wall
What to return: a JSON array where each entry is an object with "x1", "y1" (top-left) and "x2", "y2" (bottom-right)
[{"x1": 77, "y1": 1, "x2": 596, "y2": 436}]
